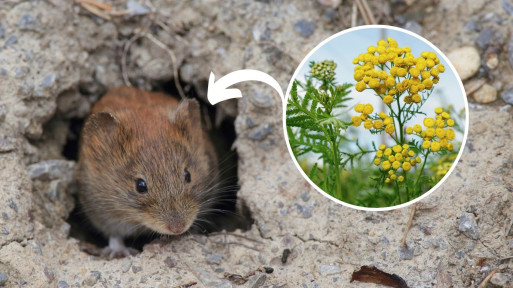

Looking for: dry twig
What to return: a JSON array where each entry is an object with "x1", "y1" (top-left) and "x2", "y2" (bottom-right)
[
  {"x1": 401, "y1": 203, "x2": 417, "y2": 247},
  {"x1": 477, "y1": 268, "x2": 498, "y2": 288}
]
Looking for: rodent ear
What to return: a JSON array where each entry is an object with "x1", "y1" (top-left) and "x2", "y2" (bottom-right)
[
  {"x1": 82, "y1": 112, "x2": 124, "y2": 146},
  {"x1": 172, "y1": 99, "x2": 203, "y2": 137}
]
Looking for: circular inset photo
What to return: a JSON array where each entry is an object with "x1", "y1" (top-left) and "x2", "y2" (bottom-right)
[{"x1": 284, "y1": 25, "x2": 468, "y2": 210}]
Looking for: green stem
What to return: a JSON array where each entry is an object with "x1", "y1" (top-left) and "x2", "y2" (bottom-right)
[{"x1": 414, "y1": 150, "x2": 430, "y2": 195}]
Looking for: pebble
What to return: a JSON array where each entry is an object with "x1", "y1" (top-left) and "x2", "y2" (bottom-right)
[
  {"x1": 0, "y1": 273, "x2": 7, "y2": 286},
  {"x1": 7, "y1": 198, "x2": 18, "y2": 212},
  {"x1": 1, "y1": 227, "x2": 8, "y2": 235},
  {"x1": 132, "y1": 266, "x2": 142, "y2": 273},
  {"x1": 447, "y1": 46, "x2": 481, "y2": 81},
  {"x1": 300, "y1": 191, "x2": 310, "y2": 202},
  {"x1": 459, "y1": 212, "x2": 480, "y2": 240},
  {"x1": 58, "y1": 280, "x2": 69, "y2": 288},
  {"x1": 246, "y1": 117, "x2": 255, "y2": 128},
  {"x1": 475, "y1": 28, "x2": 494, "y2": 49},
  {"x1": 293, "y1": 20, "x2": 316, "y2": 37},
  {"x1": 318, "y1": 264, "x2": 341, "y2": 276},
  {"x1": 206, "y1": 253, "x2": 223, "y2": 265},
  {"x1": 490, "y1": 272, "x2": 512, "y2": 286},
  {"x1": 403, "y1": 21, "x2": 422, "y2": 35},
  {"x1": 247, "y1": 273, "x2": 266, "y2": 288},
  {"x1": 0, "y1": 24, "x2": 5, "y2": 38},
  {"x1": 502, "y1": 90, "x2": 513, "y2": 105},
  {"x1": 485, "y1": 53, "x2": 499, "y2": 70},
  {"x1": 5, "y1": 35, "x2": 17, "y2": 47},
  {"x1": 19, "y1": 14, "x2": 37, "y2": 31},
  {"x1": 249, "y1": 92, "x2": 275, "y2": 108},
  {"x1": 316, "y1": 0, "x2": 341, "y2": 8},
  {"x1": 0, "y1": 138, "x2": 15, "y2": 153},
  {"x1": 15, "y1": 66, "x2": 29, "y2": 78},
  {"x1": 399, "y1": 246, "x2": 414, "y2": 260},
  {"x1": 463, "y1": 20, "x2": 480, "y2": 33},
  {"x1": 503, "y1": 0, "x2": 513, "y2": 15},
  {"x1": 83, "y1": 272, "x2": 100, "y2": 286},
  {"x1": 163, "y1": 257, "x2": 177, "y2": 268},
  {"x1": 121, "y1": 259, "x2": 132, "y2": 273},
  {"x1": 126, "y1": 1, "x2": 149, "y2": 16},
  {"x1": 473, "y1": 84, "x2": 497, "y2": 104},
  {"x1": 39, "y1": 74, "x2": 55, "y2": 89}
]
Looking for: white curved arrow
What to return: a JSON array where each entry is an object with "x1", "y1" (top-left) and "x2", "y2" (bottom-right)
[{"x1": 207, "y1": 69, "x2": 284, "y2": 105}]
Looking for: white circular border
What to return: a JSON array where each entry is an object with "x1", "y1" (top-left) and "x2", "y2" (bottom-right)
[{"x1": 282, "y1": 25, "x2": 469, "y2": 212}]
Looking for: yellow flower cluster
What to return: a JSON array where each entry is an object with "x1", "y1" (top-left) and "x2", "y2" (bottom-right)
[
  {"x1": 351, "y1": 104, "x2": 395, "y2": 134},
  {"x1": 373, "y1": 143, "x2": 421, "y2": 183},
  {"x1": 405, "y1": 107, "x2": 456, "y2": 152},
  {"x1": 353, "y1": 37, "x2": 445, "y2": 106}
]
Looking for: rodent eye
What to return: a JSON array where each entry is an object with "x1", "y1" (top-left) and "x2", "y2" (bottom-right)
[
  {"x1": 135, "y1": 178, "x2": 148, "y2": 194},
  {"x1": 184, "y1": 169, "x2": 191, "y2": 183}
]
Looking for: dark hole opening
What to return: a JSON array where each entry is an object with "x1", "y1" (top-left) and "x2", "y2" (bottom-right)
[{"x1": 64, "y1": 77, "x2": 253, "y2": 255}]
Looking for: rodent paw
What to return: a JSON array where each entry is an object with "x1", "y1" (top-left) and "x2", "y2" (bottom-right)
[{"x1": 103, "y1": 236, "x2": 139, "y2": 259}]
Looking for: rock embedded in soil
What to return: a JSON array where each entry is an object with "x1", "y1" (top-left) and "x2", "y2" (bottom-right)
[
  {"x1": 447, "y1": 46, "x2": 481, "y2": 81},
  {"x1": 475, "y1": 28, "x2": 494, "y2": 49},
  {"x1": 472, "y1": 84, "x2": 497, "y2": 103},
  {"x1": 502, "y1": 89, "x2": 513, "y2": 105},
  {"x1": 0, "y1": 273, "x2": 8, "y2": 286},
  {"x1": 247, "y1": 273, "x2": 266, "y2": 288},
  {"x1": 293, "y1": 20, "x2": 316, "y2": 37},
  {"x1": 318, "y1": 264, "x2": 341, "y2": 276},
  {"x1": 399, "y1": 246, "x2": 414, "y2": 260},
  {"x1": 458, "y1": 212, "x2": 479, "y2": 240}
]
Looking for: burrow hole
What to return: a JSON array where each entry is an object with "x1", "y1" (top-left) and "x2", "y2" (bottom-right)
[{"x1": 62, "y1": 78, "x2": 253, "y2": 254}]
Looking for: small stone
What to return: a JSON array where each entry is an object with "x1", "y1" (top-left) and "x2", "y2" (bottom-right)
[
  {"x1": 293, "y1": 20, "x2": 316, "y2": 37},
  {"x1": 163, "y1": 257, "x2": 177, "y2": 268},
  {"x1": 19, "y1": 14, "x2": 37, "y2": 30},
  {"x1": 5, "y1": 35, "x2": 17, "y2": 47},
  {"x1": 318, "y1": 264, "x2": 341, "y2": 276},
  {"x1": 246, "y1": 117, "x2": 255, "y2": 128},
  {"x1": 503, "y1": 0, "x2": 513, "y2": 15},
  {"x1": 316, "y1": 0, "x2": 341, "y2": 8},
  {"x1": 132, "y1": 266, "x2": 142, "y2": 273},
  {"x1": 44, "y1": 267, "x2": 55, "y2": 282},
  {"x1": 247, "y1": 273, "x2": 266, "y2": 288},
  {"x1": 502, "y1": 90, "x2": 513, "y2": 105},
  {"x1": 7, "y1": 199, "x2": 18, "y2": 212},
  {"x1": 485, "y1": 53, "x2": 499, "y2": 70},
  {"x1": 40, "y1": 74, "x2": 55, "y2": 89},
  {"x1": 490, "y1": 272, "x2": 512, "y2": 286},
  {"x1": 300, "y1": 192, "x2": 310, "y2": 202},
  {"x1": 1, "y1": 227, "x2": 8, "y2": 235},
  {"x1": 0, "y1": 273, "x2": 8, "y2": 286},
  {"x1": 249, "y1": 92, "x2": 274, "y2": 108},
  {"x1": 447, "y1": 46, "x2": 481, "y2": 80},
  {"x1": 475, "y1": 28, "x2": 494, "y2": 49},
  {"x1": 58, "y1": 280, "x2": 69, "y2": 288},
  {"x1": 403, "y1": 21, "x2": 422, "y2": 35},
  {"x1": 459, "y1": 212, "x2": 480, "y2": 239},
  {"x1": 421, "y1": 241, "x2": 430, "y2": 249},
  {"x1": 301, "y1": 204, "x2": 314, "y2": 219},
  {"x1": 15, "y1": 67, "x2": 29, "y2": 78},
  {"x1": 139, "y1": 276, "x2": 148, "y2": 283},
  {"x1": 399, "y1": 246, "x2": 414, "y2": 260},
  {"x1": 206, "y1": 253, "x2": 223, "y2": 265},
  {"x1": 83, "y1": 272, "x2": 100, "y2": 286},
  {"x1": 463, "y1": 20, "x2": 480, "y2": 33},
  {"x1": 126, "y1": 1, "x2": 149, "y2": 16},
  {"x1": 121, "y1": 259, "x2": 132, "y2": 273},
  {"x1": 0, "y1": 138, "x2": 15, "y2": 153},
  {"x1": 473, "y1": 84, "x2": 497, "y2": 104},
  {"x1": 323, "y1": 8, "x2": 338, "y2": 22},
  {"x1": 1, "y1": 213, "x2": 8, "y2": 220},
  {"x1": 0, "y1": 24, "x2": 5, "y2": 38}
]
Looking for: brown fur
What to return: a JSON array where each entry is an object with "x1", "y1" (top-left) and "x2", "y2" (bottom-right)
[{"x1": 77, "y1": 86, "x2": 218, "y2": 238}]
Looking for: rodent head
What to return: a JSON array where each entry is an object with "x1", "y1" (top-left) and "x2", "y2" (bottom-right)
[{"x1": 81, "y1": 99, "x2": 218, "y2": 236}]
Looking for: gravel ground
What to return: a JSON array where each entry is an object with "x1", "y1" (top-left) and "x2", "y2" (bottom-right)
[{"x1": 0, "y1": 0, "x2": 513, "y2": 287}]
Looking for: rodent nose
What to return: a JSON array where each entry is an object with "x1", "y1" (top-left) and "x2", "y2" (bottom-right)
[{"x1": 167, "y1": 220, "x2": 187, "y2": 235}]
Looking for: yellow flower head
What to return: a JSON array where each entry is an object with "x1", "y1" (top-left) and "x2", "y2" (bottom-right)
[
  {"x1": 385, "y1": 124, "x2": 395, "y2": 134},
  {"x1": 364, "y1": 119, "x2": 373, "y2": 129},
  {"x1": 383, "y1": 95, "x2": 394, "y2": 105},
  {"x1": 431, "y1": 141, "x2": 441, "y2": 152},
  {"x1": 447, "y1": 119, "x2": 455, "y2": 127},
  {"x1": 374, "y1": 158, "x2": 381, "y2": 166},
  {"x1": 422, "y1": 140, "x2": 431, "y2": 149},
  {"x1": 373, "y1": 120, "x2": 383, "y2": 130},
  {"x1": 351, "y1": 116, "x2": 362, "y2": 127},
  {"x1": 423, "y1": 117, "x2": 435, "y2": 128},
  {"x1": 402, "y1": 162, "x2": 412, "y2": 172},
  {"x1": 382, "y1": 160, "x2": 391, "y2": 170},
  {"x1": 355, "y1": 81, "x2": 366, "y2": 92},
  {"x1": 363, "y1": 104, "x2": 374, "y2": 114},
  {"x1": 406, "y1": 127, "x2": 413, "y2": 134},
  {"x1": 413, "y1": 124, "x2": 422, "y2": 133},
  {"x1": 379, "y1": 144, "x2": 386, "y2": 150},
  {"x1": 398, "y1": 176, "x2": 404, "y2": 182}
]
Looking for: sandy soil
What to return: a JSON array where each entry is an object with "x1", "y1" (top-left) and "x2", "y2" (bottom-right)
[{"x1": 0, "y1": 0, "x2": 512, "y2": 287}]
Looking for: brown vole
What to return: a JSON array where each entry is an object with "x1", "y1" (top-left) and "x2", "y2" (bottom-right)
[{"x1": 77, "y1": 86, "x2": 218, "y2": 258}]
